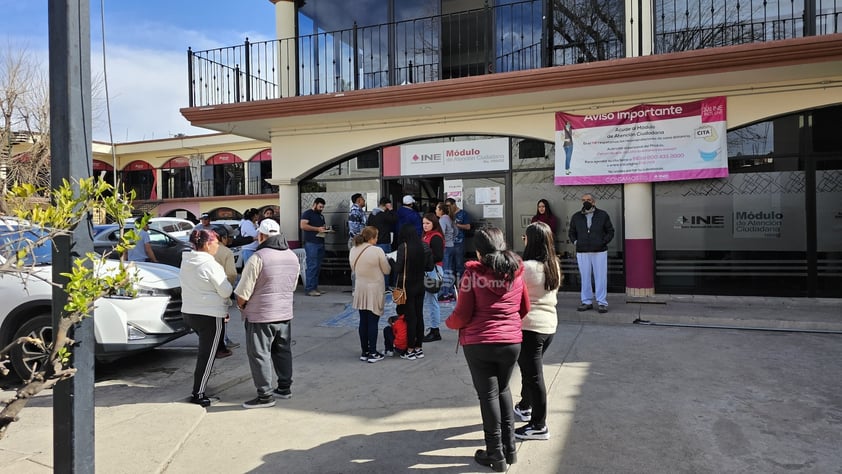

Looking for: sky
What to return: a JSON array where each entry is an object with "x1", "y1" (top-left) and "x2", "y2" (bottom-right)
[{"x1": 0, "y1": 0, "x2": 276, "y2": 143}]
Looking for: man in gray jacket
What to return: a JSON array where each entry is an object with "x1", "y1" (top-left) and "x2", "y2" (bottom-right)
[{"x1": 235, "y1": 219, "x2": 300, "y2": 408}]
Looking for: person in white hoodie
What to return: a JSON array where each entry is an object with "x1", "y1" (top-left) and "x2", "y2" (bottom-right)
[
  {"x1": 513, "y1": 221, "x2": 562, "y2": 441},
  {"x1": 180, "y1": 228, "x2": 233, "y2": 407}
]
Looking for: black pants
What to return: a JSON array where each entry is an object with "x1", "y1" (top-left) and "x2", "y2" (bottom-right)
[
  {"x1": 517, "y1": 330, "x2": 555, "y2": 427},
  {"x1": 182, "y1": 313, "x2": 223, "y2": 396},
  {"x1": 403, "y1": 289, "x2": 425, "y2": 349},
  {"x1": 463, "y1": 343, "x2": 520, "y2": 455}
]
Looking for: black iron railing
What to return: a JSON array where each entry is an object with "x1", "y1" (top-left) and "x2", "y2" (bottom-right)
[{"x1": 188, "y1": 0, "x2": 840, "y2": 108}]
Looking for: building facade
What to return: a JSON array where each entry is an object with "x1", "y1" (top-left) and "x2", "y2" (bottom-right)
[{"x1": 178, "y1": 0, "x2": 842, "y2": 297}]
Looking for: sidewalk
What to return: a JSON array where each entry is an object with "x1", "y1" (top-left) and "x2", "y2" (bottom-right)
[{"x1": 0, "y1": 288, "x2": 839, "y2": 473}]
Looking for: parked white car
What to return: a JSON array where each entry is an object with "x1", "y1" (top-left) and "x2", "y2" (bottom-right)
[
  {"x1": 128, "y1": 217, "x2": 195, "y2": 241},
  {"x1": 0, "y1": 223, "x2": 188, "y2": 380}
]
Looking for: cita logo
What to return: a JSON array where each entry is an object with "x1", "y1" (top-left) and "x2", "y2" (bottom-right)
[{"x1": 412, "y1": 153, "x2": 442, "y2": 162}]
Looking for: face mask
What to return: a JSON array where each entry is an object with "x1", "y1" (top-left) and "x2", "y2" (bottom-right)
[{"x1": 582, "y1": 201, "x2": 593, "y2": 211}]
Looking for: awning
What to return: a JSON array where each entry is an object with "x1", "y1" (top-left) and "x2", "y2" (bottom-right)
[{"x1": 205, "y1": 153, "x2": 243, "y2": 165}]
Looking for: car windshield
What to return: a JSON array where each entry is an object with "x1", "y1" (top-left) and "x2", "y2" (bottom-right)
[{"x1": 0, "y1": 228, "x2": 53, "y2": 265}]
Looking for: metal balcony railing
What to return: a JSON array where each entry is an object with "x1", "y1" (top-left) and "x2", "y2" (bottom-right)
[{"x1": 187, "y1": 0, "x2": 840, "y2": 108}]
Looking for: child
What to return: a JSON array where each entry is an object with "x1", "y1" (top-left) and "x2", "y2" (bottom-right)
[{"x1": 384, "y1": 311, "x2": 408, "y2": 357}]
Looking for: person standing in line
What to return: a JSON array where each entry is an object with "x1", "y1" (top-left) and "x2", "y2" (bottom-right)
[
  {"x1": 235, "y1": 218, "x2": 300, "y2": 409},
  {"x1": 212, "y1": 225, "x2": 238, "y2": 358},
  {"x1": 445, "y1": 227, "x2": 529, "y2": 471},
  {"x1": 396, "y1": 195, "x2": 423, "y2": 237},
  {"x1": 180, "y1": 229, "x2": 232, "y2": 407},
  {"x1": 421, "y1": 213, "x2": 445, "y2": 343},
  {"x1": 239, "y1": 208, "x2": 260, "y2": 266},
  {"x1": 125, "y1": 218, "x2": 158, "y2": 263},
  {"x1": 435, "y1": 202, "x2": 456, "y2": 302},
  {"x1": 349, "y1": 226, "x2": 392, "y2": 363},
  {"x1": 530, "y1": 199, "x2": 558, "y2": 237},
  {"x1": 299, "y1": 197, "x2": 328, "y2": 296},
  {"x1": 568, "y1": 193, "x2": 614, "y2": 313},
  {"x1": 444, "y1": 197, "x2": 472, "y2": 297},
  {"x1": 391, "y1": 224, "x2": 432, "y2": 360},
  {"x1": 367, "y1": 196, "x2": 397, "y2": 287},
  {"x1": 367, "y1": 196, "x2": 397, "y2": 255},
  {"x1": 347, "y1": 193, "x2": 367, "y2": 249},
  {"x1": 513, "y1": 221, "x2": 562, "y2": 441}
]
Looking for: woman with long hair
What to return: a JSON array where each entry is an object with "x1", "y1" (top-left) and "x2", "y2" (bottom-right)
[
  {"x1": 513, "y1": 221, "x2": 562, "y2": 440},
  {"x1": 421, "y1": 213, "x2": 445, "y2": 342},
  {"x1": 349, "y1": 226, "x2": 392, "y2": 362},
  {"x1": 530, "y1": 199, "x2": 558, "y2": 236},
  {"x1": 445, "y1": 227, "x2": 529, "y2": 471},
  {"x1": 180, "y1": 229, "x2": 233, "y2": 407},
  {"x1": 391, "y1": 224, "x2": 430, "y2": 360}
]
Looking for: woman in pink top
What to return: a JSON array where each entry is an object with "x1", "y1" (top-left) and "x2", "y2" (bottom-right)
[{"x1": 445, "y1": 227, "x2": 530, "y2": 472}]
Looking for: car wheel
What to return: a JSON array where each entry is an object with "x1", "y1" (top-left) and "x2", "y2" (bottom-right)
[{"x1": 10, "y1": 313, "x2": 53, "y2": 380}]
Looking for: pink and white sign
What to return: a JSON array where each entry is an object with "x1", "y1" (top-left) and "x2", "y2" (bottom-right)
[
  {"x1": 383, "y1": 138, "x2": 509, "y2": 177},
  {"x1": 554, "y1": 97, "x2": 729, "y2": 185}
]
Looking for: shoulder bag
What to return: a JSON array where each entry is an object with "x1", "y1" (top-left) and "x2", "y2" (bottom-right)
[{"x1": 391, "y1": 243, "x2": 408, "y2": 305}]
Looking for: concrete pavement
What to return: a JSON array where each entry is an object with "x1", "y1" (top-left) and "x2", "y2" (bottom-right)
[{"x1": 0, "y1": 288, "x2": 840, "y2": 473}]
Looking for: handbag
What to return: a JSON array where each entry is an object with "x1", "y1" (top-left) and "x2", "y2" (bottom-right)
[
  {"x1": 424, "y1": 266, "x2": 443, "y2": 293},
  {"x1": 391, "y1": 244, "x2": 408, "y2": 305}
]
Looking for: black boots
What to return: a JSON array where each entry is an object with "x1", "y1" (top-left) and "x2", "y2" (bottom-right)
[
  {"x1": 474, "y1": 449, "x2": 507, "y2": 472},
  {"x1": 422, "y1": 327, "x2": 442, "y2": 342}
]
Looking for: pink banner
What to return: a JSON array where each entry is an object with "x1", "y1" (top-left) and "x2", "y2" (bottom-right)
[{"x1": 555, "y1": 97, "x2": 728, "y2": 185}]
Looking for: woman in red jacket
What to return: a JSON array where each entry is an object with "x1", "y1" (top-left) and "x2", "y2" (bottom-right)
[{"x1": 445, "y1": 227, "x2": 530, "y2": 472}]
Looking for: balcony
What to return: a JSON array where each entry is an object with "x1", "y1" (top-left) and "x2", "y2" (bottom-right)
[{"x1": 187, "y1": 0, "x2": 841, "y2": 108}]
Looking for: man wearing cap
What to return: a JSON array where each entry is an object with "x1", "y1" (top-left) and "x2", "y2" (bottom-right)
[
  {"x1": 194, "y1": 213, "x2": 213, "y2": 232},
  {"x1": 235, "y1": 218, "x2": 300, "y2": 409},
  {"x1": 396, "y1": 195, "x2": 423, "y2": 237}
]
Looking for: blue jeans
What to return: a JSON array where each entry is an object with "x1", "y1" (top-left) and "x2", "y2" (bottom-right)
[
  {"x1": 564, "y1": 144, "x2": 573, "y2": 170},
  {"x1": 448, "y1": 242, "x2": 466, "y2": 295},
  {"x1": 439, "y1": 246, "x2": 455, "y2": 297},
  {"x1": 358, "y1": 309, "x2": 380, "y2": 355},
  {"x1": 304, "y1": 241, "x2": 324, "y2": 292},
  {"x1": 424, "y1": 289, "x2": 441, "y2": 329}
]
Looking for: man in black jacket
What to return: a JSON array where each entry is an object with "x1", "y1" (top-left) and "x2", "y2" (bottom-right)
[{"x1": 568, "y1": 193, "x2": 614, "y2": 313}]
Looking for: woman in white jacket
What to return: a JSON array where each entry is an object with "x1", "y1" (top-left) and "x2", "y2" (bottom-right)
[
  {"x1": 513, "y1": 221, "x2": 562, "y2": 440},
  {"x1": 180, "y1": 228, "x2": 233, "y2": 407}
]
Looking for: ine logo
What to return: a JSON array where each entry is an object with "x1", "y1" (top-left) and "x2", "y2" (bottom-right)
[
  {"x1": 674, "y1": 215, "x2": 725, "y2": 229},
  {"x1": 411, "y1": 153, "x2": 442, "y2": 162}
]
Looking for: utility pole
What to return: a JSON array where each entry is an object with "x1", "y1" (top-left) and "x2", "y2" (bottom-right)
[{"x1": 49, "y1": 1, "x2": 95, "y2": 472}]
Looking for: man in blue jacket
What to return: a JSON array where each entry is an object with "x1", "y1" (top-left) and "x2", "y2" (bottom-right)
[
  {"x1": 395, "y1": 195, "x2": 422, "y2": 238},
  {"x1": 568, "y1": 193, "x2": 614, "y2": 313}
]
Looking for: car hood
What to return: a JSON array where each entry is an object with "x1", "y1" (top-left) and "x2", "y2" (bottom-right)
[
  {"x1": 111, "y1": 260, "x2": 180, "y2": 290},
  {"x1": 10, "y1": 259, "x2": 180, "y2": 294}
]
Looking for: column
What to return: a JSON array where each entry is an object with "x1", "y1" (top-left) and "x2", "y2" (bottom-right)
[
  {"x1": 270, "y1": 0, "x2": 298, "y2": 97},
  {"x1": 275, "y1": 180, "x2": 300, "y2": 247},
  {"x1": 623, "y1": 182, "x2": 654, "y2": 296}
]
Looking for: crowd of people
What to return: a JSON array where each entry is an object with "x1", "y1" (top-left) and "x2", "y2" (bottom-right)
[{"x1": 175, "y1": 192, "x2": 613, "y2": 471}]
